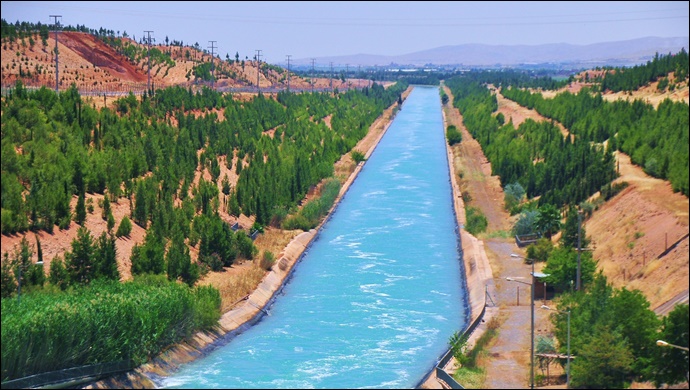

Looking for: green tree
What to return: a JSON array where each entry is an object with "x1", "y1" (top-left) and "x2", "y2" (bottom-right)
[
  {"x1": 504, "y1": 182, "x2": 526, "y2": 214},
  {"x1": 535, "y1": 204, "x2": 561, "y2": 239},
  {"x1": 1, "y1": 252, "x2": 17, "y2": 298},
  {"x1": 75, "y1": 192, "x2": 86, "y2": 225},
  {"x1": 48, "y1": 254, "x2": 69, "y2": 290},
  {"x1": 526, "y1": 237, "x2": 554, "y2": 263},
  {"x1": 94, "y1": 231, "x2": 120, "y2": 281},
  {"x1": 570, "y1": 325, "x2": 633, "y2": 389},
  {"x1": 542, "y1": 247, "x2": 597, "y2": 291},
  {"x1": 130, "y1": 230, "x2": 165, "y2": 276},
  {"x1": 101, "y1": 195, "x2": 111, "y2": 221},
  {"x1": 67, "y1": 226, "x2": 94, "y2": 285},
  {"x1": 116, "y1": 215, "x2": 132, "y2": 238},
  {"x1": 513, "y1": 209, "x2": 539, "y2": 236},
  {"x1": 650, "y1": 304, "x2": 689, "y2": 387},
  {"x1": 560, "y1": 206, "x2": 590, "y2": 249}
]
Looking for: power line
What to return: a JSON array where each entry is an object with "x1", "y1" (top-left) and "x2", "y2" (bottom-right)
[{"x1": 34, "y1": 3, "x2": 689, "y2": 24}]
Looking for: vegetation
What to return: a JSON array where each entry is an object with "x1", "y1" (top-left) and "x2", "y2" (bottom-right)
[
  {"x1": 502, "y1": 69, "x2": 689, "y2": 196},
  {"x1": 445, "y1": 125, "x2": 462, "y2": 146},
  {"x1": 445, "y1": 76, "x2": 617, "y2": 208},
  {"x1": 450, "y1": 316, "x2": 500, "y2": 388},
  {"x1": 464, "y1": 206, "x2": 488, "y2": 235},
  {"x1": 599, "y1": 50, "x2": 688, "y2": 92},
  {"x1": 1, "y1": 275, "x2": 220, "y2": 381},
  {"x1": 546, "y1": 273, "x2": 689, "y2": 388}
]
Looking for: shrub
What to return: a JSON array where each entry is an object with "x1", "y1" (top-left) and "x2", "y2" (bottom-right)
[
  {"x1": 465, "y1": 206, "x2": 488, "y2": 235},
  {"x1": 116, "y1": 216, "x2": 132, "y2": 238},
  {"x1": 259, "y1": 251, "x2": 275, "y2": 271},
  {"x1": 446, "y1": 125, "x2": 462, "y2": 146},
  {"x1": 351, "y1": 150, "x2": 366, "y2": 164}
]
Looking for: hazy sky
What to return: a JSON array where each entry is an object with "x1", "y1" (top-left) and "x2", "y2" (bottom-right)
[{"x1": 2, "y1": 1, "x2": 688, "y2": 66}]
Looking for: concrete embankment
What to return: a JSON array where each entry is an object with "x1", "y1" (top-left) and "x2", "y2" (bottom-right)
[
  {"x1": 86, "y1": 87, "x2": 412, "y2": 389},
  {"x1": 418, "y1": 86, "x2": 496, "y2": 389}
]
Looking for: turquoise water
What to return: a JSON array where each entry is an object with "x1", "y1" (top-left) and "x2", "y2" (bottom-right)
[{"x1": 160, "y1": 86, "x2": 468, "y2": 389}]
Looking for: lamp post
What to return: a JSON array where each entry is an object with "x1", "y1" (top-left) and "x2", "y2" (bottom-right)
[
  {"x1": 508, "y1": 252, "x2": 536, "y2": 389},
  {"x1": 656, "y1": 340, "x2": 689, "y2": 351},
  {"x1": 506, "y1": 274, "x2": 535, "y2": 389},
  {"x1": 542, "y1": 305, "x2": 571, "y2": 388}
]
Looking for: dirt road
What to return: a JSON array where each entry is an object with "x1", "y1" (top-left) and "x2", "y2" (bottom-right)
[{"x1": 442, "y1": 84, "x2": 554, "y2": 389}]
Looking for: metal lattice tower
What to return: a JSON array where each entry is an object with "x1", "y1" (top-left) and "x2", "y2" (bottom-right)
[
  {"x1": 208, "y1": 41, "x2": 217, "y2": 90},
  {"x1": 329, "y1": 61, "x2": 333, "y2": 93},
  {"x1": 286, "y1": 55, "x2": 291, "y2": 92},
  {"x1": 255, "y1": 49, "x2": 262, "y2": 93},
  {"x1": 311, "y1": 58, "x2": 315, "y2": 93},
  {"x1": 49, "y1": 15, "x2": 62, "y2": 93},
  {"x1": 144, "y1": 31, "x2": 154, "y2": 92}
]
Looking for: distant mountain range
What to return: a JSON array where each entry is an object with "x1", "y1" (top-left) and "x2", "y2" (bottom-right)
[{"x1": 292, "y1": 36, "x2": 689, "y2": 69}]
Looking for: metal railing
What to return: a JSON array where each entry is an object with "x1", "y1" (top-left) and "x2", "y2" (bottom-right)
[{"x1": 1, "y1": 360, "x2": 132, "y2": 389}]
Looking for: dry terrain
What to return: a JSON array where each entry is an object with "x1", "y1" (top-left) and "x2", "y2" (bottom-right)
[
  {"x1": 444, "y1": 79, "x2": 688, "y2": 388},
  {"x1": 2, "y1": 30, "x2": 688, "y2": 388}
]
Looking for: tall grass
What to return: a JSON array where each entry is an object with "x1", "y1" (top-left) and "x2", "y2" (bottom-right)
[
  {"x1": 1, "y1": 275, "x2": 220, "y2": 381},
  {"x1": 282, "y1": 178, "x2": 341, "y2": 231}
]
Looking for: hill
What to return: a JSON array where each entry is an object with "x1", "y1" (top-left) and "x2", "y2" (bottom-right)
[
  {"x1": 0, "y1": 30, "x2": 369, "y2": 98},
  {"x1": 296, "y1": 36, "x2": 690, "y2": 68}
]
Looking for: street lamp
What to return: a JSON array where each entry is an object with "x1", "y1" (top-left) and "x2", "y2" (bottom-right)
[
  {"x1": 506, "y1": 274, "x2": 535, "y2": 390},
  {"x1": 656, "y1": 340, "x2": 689, "y2": 351},
  {"x1": 542, "y1": 305, "x2": 571, "y2": 388}
]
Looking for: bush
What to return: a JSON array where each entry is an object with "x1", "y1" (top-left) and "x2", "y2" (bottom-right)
[
  {"x1": 465, "y1": 206, "x2": 488, "y2": 235},
  {"x1": 446, "y1": 125, "x2": 462, "y2": 146},
  {"x1": 259, "y1": 251, "x2": 275, "y2": 271},
  {"x1": 512, "y1": 209, "x2": 539, "y2": 236},
  {"x1": 351, "y1": 150, "x2": 366, "y2": 164},
  {"x1": 115, "y1": 216, "x2": 133, "y2": 238}
]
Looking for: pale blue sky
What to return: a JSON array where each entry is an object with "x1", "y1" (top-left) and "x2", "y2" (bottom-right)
[{"x1": 2, "y1": 1, "x2": 688, "y2": 65}]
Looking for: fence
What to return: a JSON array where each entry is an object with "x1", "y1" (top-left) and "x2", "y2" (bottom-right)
[{"x1": 0, "y1": 360, "x2": 132, "y2": 389}]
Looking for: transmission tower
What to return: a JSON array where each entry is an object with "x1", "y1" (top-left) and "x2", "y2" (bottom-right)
[
  {"x1": 329, "y1": 61, "x2": 333, "y2": 93},
  {"x1": 144, "y1": 31, "x2": 154, "y2": 92},
  {"x1": 311, "y1": 58, "x2": 315, "y2": 93},
  {"x1": 286, "y1": 55, "x2": 292, "y2": 92},
  {"x1": 208, "y1": 40, "x2": 217, "y2": 90},
  {"x1": 49, "y1": 15, "x2": 62, "y2": 93},
  {"x1": 255, "y1": 49, "x2": 262, "y2": 93}
]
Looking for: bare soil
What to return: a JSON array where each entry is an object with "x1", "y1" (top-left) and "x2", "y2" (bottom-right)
[{"x1": 441, "y1": 81, "x2": 689, "y2": 389}]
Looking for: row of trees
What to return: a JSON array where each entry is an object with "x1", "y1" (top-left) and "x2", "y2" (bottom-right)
[
  {"x1": 550, "y1": 274, "x2": 688, "y2": 388},
  {"x1": 502, "y1": 85, "x2": 689, "y2": 196},
  {"x1": 445, "y1": 76, "x2": 617, "y2": 208},
  {"x1": 599, "y1": 49, "x2": 689, "y2": 92}
]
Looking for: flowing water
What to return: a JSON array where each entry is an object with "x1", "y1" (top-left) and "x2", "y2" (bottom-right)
[{"x1": 161, "y1": 85, "x2": 468, "y2": 389}]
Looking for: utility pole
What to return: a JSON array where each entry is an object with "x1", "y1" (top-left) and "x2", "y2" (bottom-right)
[
  {"x1": 285, "y1": 54, "x2": 291, "y2": 92},
  {"x1": 311, "y1": 58, "x2": 315, "y2": 93},
  {"x1": 144, "y1": 31, "x2": 154, "y2": 92},
  {"x1": 208, "y1": 40, "x2": 217, "y2": 90},
  {"x1": 50, "y1": 15, "x2": 61, "y2": 93},
  {"x1": 255, "y1": 49, "x2": 262, "y2": 93},
  {"x1": 329, "y1": 61, "x2": 333, "y2": 93},
  {"x1": 345, "y1": 63, "x2": 350, "y2": 90},
  {"x1": 575, "y1": 210, "x2": 582, "y2": 291}
]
